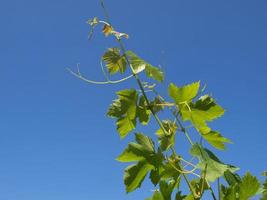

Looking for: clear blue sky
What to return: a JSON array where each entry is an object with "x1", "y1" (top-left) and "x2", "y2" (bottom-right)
[{"x1": 0, "y1": 0, "x2": 267, "y2": 199}]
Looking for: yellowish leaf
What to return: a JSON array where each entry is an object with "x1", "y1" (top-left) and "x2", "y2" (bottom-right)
[{"x1": 102, "y1": 24, "x2": 113, "y2": 37}]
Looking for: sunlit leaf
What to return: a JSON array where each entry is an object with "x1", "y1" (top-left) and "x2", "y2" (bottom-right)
[
  {"x1": 124, "y1": 160, "x2": 154, "y2": 193},
  {"x1": 102, "y1": 48, "x2": 127, "y2": 74},
  {"x1": 202, "y1": 131, "x2": 232, "y2": 150},
  {"x1": 117, "y1": 116, "x2": 136, "y2": 139},
  {"x1": 179, "y1": 94, "x2": 229, "y2": 150},
  {"x1": 168, "y1": 82, "x2": 200, "y2": 104},
  {"x1": 221, "y1": 172, "x2": 261, "y2": 200},
  {"x1": 190, "y1": 144, "x2": 238, "y2": 182},
  {"x1": 107, "y1": 89, "x2": 138, "y2": 138},
  {"x1": 117, "y1": 133, "x2": 155, "y2": 162},
  {"x1": 239, "y1": 172, "x2": 261, "y2": 200},
  {"x1": 126, "y1": 51, "x2": 164, "y2": 82}
]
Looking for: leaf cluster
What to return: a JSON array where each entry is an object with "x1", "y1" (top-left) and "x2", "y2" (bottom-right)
[{"x1": 79, "y1": 14, "x2": 266, "y2": 200}]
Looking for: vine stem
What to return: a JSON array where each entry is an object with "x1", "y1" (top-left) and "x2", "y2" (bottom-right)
[{"x1": 99, "y1": 1, "x2": 218, "y2": 200}]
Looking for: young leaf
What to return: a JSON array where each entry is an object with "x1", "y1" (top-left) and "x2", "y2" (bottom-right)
[
  {"x1": 126, "y1": 51, "x2": 164, "y2": 82},
  {"x1": 102, "y1": 24, "x2": 113, "y2": 37},
  {"x1": 168, "y1": 82, "x2": 200, "y2": 104},
  {"x1": 124, "y1": 160, "x2": 154, "y2": 193},
  {"x1": 190, "y1": 144, "x2": 238, "y2": 182},
  {"x1": 102, "y1": 48, "x2": 127, "y2": 74}
]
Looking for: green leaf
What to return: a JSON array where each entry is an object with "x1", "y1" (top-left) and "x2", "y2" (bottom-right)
[
  {"x1": 221, "y1": 184, "x2": 239, "y2": 200},
  {"x1": 179, "y1": 95, "x2": 230, "y2": 150},
  {"x1": 137, "y1": 95, "x2": 151, "y2": 125},
  {"x1": 160, "y1": 162, "x2": 180, "y2": 180},
  {"x1": 193, "y1": 95, "x2": 225, "y2": 121},
  {"x1": 239, "y1": 172, "x2": 261, "y2": 200},
  {"x1": 202, "y1": 131, "x2": 232, "y2": 150},
  {"x1": 102, "y1": 48, "x2": 127, "y2": 74},
  {"x1": 159, "y1": 180, "x2": 176, "y2": 200},
  {"x1": 145, "y1": 64, "x2": 164, "y2": 82},
  {"x1": 107, "y1": 89, "x2": 137, "y2": 119},
  {"x1": 117, "y1": 133, "x2": 155, "y2": 162},
  {"x1": 180, "y1": 95, "x2": 225, "y2": 125},
  {"x1": 135, "y1": 132, "x2": 155, "y2": 153},
  {"x1": 107, "y1": 89, "x2": 138, "y2": 138},
  {"x1": 190, "y1": 144, "x2": 238, "y2": 182},
  {"x1": 124, "y1": 160, "x2": 154, "y2": 193},
  {"x1": 146, "y1": 191, "x2": 164, "y2": 200},
  {"x1": 117, "y1": 133, "x2": 164, "y2": 193},
  {"x1": 156, "y1": 120, "x2": 177, "y2": 151},
  {"x1": 126, "y1": 51, "x2": 164, "y2": 82},
  {"x1": 221, "y1": 172, "x2": 261, "y2": 200},
  {"x1": 117, "y1": 117, "x2": 136, "y2": 139},
  {"x1": 168, "y1": 82, "x2": 200, "y2": 104},
  {"x1": 116, "y1": 143, "x2": 147, "y2": 163},
  {"x1": 107, "y1": 99, "x2": 124, "y2": 118},
  {"x1": 116, "y1": 89, "x2": 137, "y2": 119},
  {"x1": 224, "y1": 170, "x2": 241, "y2": 186},
  {"x1": 150, "y1": 169, "x2": 161, "y2": 186}
]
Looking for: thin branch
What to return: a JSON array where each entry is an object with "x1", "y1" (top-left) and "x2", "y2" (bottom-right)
[
  {"x1": 218, "y1": 178, "x2": 221, "y2": 200},
  {"x1": 200, "y1": 164, "x2": 208, "y2": 196},
  {"x1": 180, "y1": 157, "x2": 197, "y2": 168},
  {"x1": 100, "y1": 60, "x2": 110, "y2": 81}
]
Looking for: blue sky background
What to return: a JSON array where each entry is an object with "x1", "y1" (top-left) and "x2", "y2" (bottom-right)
[{"x1": 0, "y1": 0, "x2": 267, "y2": 199}]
